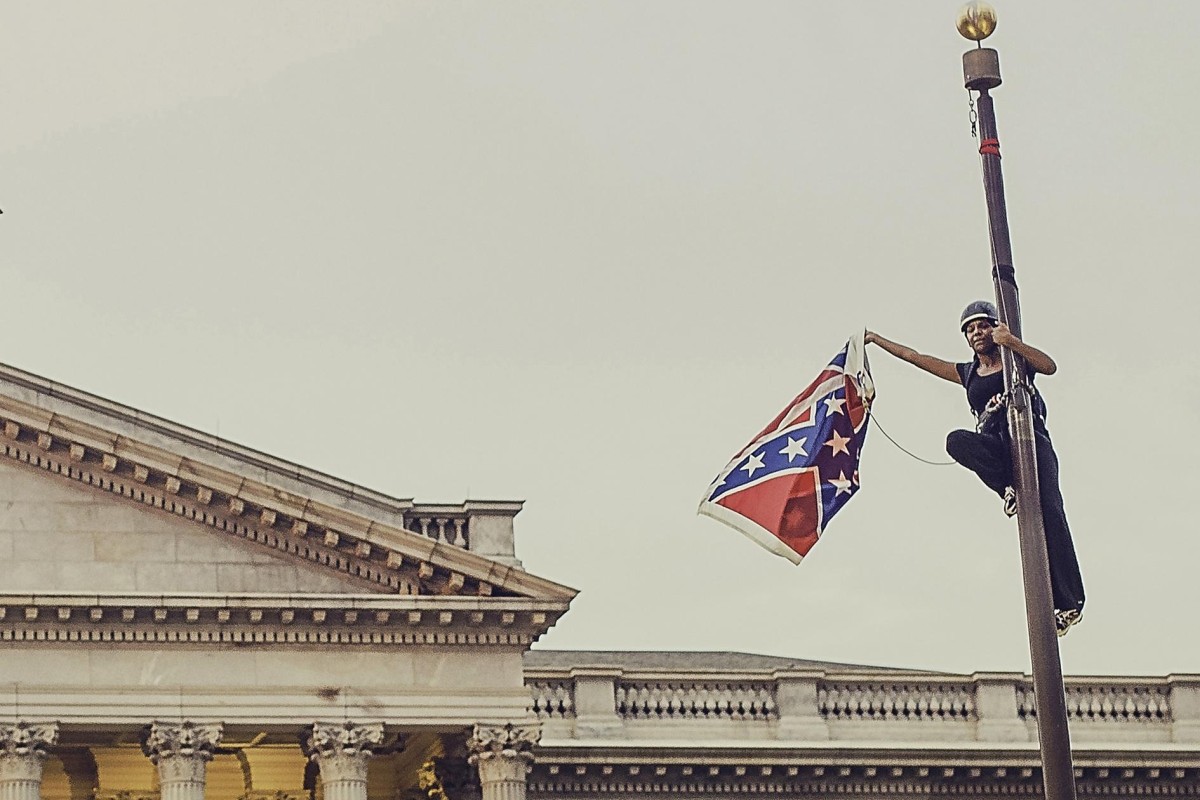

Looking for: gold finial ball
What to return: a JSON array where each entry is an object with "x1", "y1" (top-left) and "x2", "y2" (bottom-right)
[{"x1": 956, "y1": 2, "x2": 998, "y2": 41}]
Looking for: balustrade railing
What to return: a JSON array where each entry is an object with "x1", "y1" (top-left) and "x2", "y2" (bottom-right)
[
  {"x1": 400, "y1": 501, "x2": 524, "y2": 564},
  {"x1": 525, "y1": 665, "x2": 1197, "y2": 744},
  {"x1": 616, "y1": 680, "x2": 777, "y2": 721},
  {"x1": 1017, "y1": 680, "x2": 1172, "y2": 723},
  {"x1": 819, "y1": 680, "x2": 975, "y2": 721},
  {"x1": 404, "y1": 507, "x2": 470, "y2": 548},
  {"x1": 530, "y1": 679, "x2": 575, "y2": 719}
]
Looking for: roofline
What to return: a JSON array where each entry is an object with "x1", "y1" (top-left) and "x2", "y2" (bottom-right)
[
  {"x1": 523, "y1": 649, "x2": 945, "y2": 675},
  {"x1": 0, "y1": 360, "x2": 430, "y2": 516},
  {"x1": 0, "y1": 361, "x2": 579, "y2": 603}
]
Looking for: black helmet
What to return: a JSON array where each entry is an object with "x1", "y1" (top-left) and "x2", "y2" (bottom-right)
[{"x1": 960, "y1": 300, "x2": 998, "y2": 331}]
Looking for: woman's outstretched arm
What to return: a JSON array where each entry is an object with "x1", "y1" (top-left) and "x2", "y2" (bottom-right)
[{"x1": 866, "y1": 331, "x2": 962, "y2": 385}]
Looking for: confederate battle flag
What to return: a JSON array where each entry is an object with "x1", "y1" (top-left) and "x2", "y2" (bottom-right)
[{"x1": 698, "y1": 333, "x2": 875, "y2": 564}]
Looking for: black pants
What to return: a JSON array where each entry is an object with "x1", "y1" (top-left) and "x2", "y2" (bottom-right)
[{"x1": 945, "y1": 428, "x2": 1085, "y2": 615}]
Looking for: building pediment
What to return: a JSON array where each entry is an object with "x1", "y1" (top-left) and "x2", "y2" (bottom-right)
[{"x1": 0, "y1": 362, "x2": 576, "y2": 611}]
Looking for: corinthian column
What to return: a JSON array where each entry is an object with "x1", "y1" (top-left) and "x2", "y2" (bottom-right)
[
  {"x1": 140, "y1": 721, "x2": 223, "y2": 800},
  {"x1": 0, "y1": 722, "x2": 58, "y2": 800},
  {"x1": 301, "y1": 722, "x2": 384, "y2": 800},
  {"x1": 467, "y1": 723, "x2": 540, "y2": 800}
]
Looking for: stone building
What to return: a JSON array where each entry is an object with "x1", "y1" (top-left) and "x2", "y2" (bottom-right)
[{"x1": 0, "y1": 363, "x2": 1196, "y2": 800}]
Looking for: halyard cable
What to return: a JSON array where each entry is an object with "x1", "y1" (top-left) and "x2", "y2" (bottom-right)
[{"x1": 869, "y1": 414, "x2": 956, "y2": 466}]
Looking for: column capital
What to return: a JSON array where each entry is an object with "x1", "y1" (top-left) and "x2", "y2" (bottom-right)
[
  {"x1": 140, "y1": 721, "x2": 224, "y2": 764},
  {"x1": 0, "y1": 722, "x2": 59, "y2": 760},
  {"x1": 0, "y1": 721, "x2": 59, "y2": 784},
  {"x1": 301, "y1": 722, "x2": 385, "y2": 761},
  {"x1": 301, "y1": 722, "x2": 385, "y2": 793},
  {"x1": 469, "y1": 723, "x2": 539, "y2": 800},
  {"x1": 141, "y1": 721, "x2": 224, "y2": 796},
  {"x1": 467, "y1": 723, "x2": 540, "y2": 765},
  {"x1": 0, "y1": 721, "x2": 60, "y2": 789}
]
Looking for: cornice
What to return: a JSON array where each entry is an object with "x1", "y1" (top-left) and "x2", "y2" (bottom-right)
[
  {"x1": 0, "y1": 392, "x2": 576, "y2": 605},
  {"x1": 0, "y1": 592, "x2": 567, "y2": 648}
]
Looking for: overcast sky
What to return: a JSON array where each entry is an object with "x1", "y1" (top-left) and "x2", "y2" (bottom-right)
[{"x1": 2, "y1": 2, "x2": 1197, "y2": 677}]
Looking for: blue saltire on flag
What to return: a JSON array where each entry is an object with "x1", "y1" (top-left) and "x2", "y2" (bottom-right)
[{"x1": 698, "y1": 332, "x2": 875, "y2": 564}]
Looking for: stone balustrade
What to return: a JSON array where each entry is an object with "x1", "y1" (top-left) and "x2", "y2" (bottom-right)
[
  {"x1": 820, "y1": 679, "x2": 976, "y2": 721},
  {"x1": 1020, "y1": 679, "x2": 1172, "y2": 722},
  {"x1": 616, "y1": 680, "x2": 777, "y2": 722},
  {"x1": 526, "y1": 665, "x2": 1200, "y2": 745},
  {"x1": 405, "y1": 509, "x2": 470, "y2": 548},
  {"x1": 529, "y1": 679, "x2": 575, "y2": 720},
  {"x1": 403, "y1": 501, "x2": 524, "y2": 566}
]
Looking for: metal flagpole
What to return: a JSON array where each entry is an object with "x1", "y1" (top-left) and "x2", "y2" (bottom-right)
[{"x1": 955, "y1": 5, "x2": 1077, "y2": 800}]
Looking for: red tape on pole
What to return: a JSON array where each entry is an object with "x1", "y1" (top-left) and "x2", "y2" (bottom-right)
[{"x1": 979, "y1": 137, "x2": 1001, "y2": 156}]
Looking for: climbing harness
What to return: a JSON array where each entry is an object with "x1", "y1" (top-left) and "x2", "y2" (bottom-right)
[{"x1": 974, "y1": 391, "x2": 1009, "y2": 434}]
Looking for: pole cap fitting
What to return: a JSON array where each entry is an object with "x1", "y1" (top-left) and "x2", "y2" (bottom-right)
[{"x1": 963, "y1": 47, "x2": 1002, "y2": 90}]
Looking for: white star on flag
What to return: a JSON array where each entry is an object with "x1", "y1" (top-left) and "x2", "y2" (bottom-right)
[
  {"x1": 828, "y1": 471, "x2": 853, "y2": 497},
  {"x1": 779, "y1": 436, "x2": 809, "y2": 462},
  {"x1": 823, "y1": 395, "x2": 847, "y2": 416},
  {"x1": 741, "y1": 451, "x2": 765, "y2": 478},
  {"x1": 824, "y1": 430, "x2": 851, "y2": 457}
]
